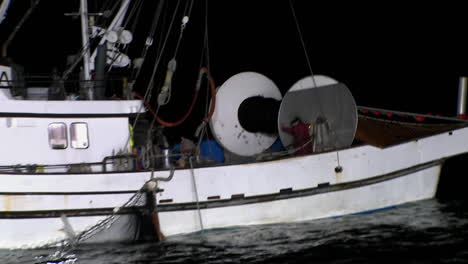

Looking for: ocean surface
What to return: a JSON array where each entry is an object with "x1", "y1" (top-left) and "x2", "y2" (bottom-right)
[{"x1": 1, "y1": 198, "x2": 467, "y2": 264}]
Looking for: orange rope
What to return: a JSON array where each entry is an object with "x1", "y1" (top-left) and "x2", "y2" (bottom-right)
[
  {"x1": 133, "y1": 92, "x2": 158, "y2": 120},
  {"x1": 156, "y1": 88, "x2": 200, "y2": 127},
  {"x1": 133, "y1": 67, "x2": 216, "y2": 128},
  {"x1": 156, "y1": 67, "x2": 216, "y2": 127}
]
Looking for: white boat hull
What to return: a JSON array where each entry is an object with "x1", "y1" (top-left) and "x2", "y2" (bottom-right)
[
  {"x1": 158, "y1": 164, "x2": 441, "y2": 236},
  {"x1": 1, "y1": 126, "x2": 467, "y2": 249}
]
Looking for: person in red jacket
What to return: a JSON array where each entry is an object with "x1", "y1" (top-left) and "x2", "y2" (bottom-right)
[{"x1": 281, "y1": 118, "x2": 314, "y2": 155}]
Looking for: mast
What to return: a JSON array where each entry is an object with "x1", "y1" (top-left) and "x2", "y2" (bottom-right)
[
  {"x1": 80, "y1": 0, "x2": 93, "y2": 99},
  {"x1": 62, "y1": 0, "x2": 133, "y2": 96},
  {"x1": 89, "y1": 0, "x2": 132, "y2": 69}
]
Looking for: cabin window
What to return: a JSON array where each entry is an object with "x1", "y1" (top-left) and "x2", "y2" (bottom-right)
[
  {"x1": 70, "y1": 123, "x2": 89, "y2": 149},
  {"x1": 48, "y1": 123, "x2": 68, "y2": 149}
]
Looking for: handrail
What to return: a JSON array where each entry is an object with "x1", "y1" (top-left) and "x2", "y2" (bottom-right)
[
  {"x1": 358, "y1": 106, "x2": 468, "y2": 124},
  {"x1": 102, "y1": 154, "x2": 137, "y2": 172}
]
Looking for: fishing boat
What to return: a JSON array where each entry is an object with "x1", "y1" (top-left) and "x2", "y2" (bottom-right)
[{"x1": 1, "y1": 0, "x2": 468, "y2": 250}]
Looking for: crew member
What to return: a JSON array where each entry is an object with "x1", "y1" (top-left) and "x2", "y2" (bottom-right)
[{"x1": 281, "y1": 117, "x2": 314, "y2": 155}]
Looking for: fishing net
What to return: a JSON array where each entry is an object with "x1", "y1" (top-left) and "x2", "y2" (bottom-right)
[{"x1": 35, "y1": 188, "x2": 150, "y2": 263}]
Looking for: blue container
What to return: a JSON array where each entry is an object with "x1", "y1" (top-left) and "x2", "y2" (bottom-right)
[
  {"x1": 270, "y1": 138, "x2": 284, "y2": 152},
  {"x1": 200, "y1": 140, "x2": 225, "y2": 163}
]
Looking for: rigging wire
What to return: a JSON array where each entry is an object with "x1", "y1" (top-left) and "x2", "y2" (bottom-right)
[
  {"x1": 155, "y1": 0, "x2": 217, "y2": 128},
  {"x1": 2, "y1": 0, "x2": 41, "y2": 57},
  {"x1": 122, "y1": 0, "x2": 143, "y2": 29},
  {"x1": 143, "y1": 0, "x2": 181, "y2": 102},
  {"x1": 155, "y1": 67, "x2": 216, "y2": 127},
  {"x1": 95, "y1": 0, "x2": 115, "y2": 25},
  {"x1": 105, "y1": 1, "x2": 143, "y2": 74},
  {"x1": 288, "y1": 0, "x2": 317, "y2": 89},
  {"x1": 189, "y1": 156, "x2": 204, "y2": 231},
  {"x1": 121, "y1": 1, "x2": 170, "y2": 152},
  {"x1": 155, "y1": 0, "x2": 194, "y2": 107},
  {"x1": 203, "y1": 0, "x2": 212, "y2": 123},
  {"x1": 102, "y1": 0, "x2": 121, "y2": 26},
  {"x1": 195, "y1": 0, "x2": 214, "y2": 153},
  {"x1": 129, "y1": 0, "x2": 165, "y2": 88},
  {"x1": 62, "y1": 0, "x2": 129, "y2": 81},
  {"x1": 129, "y1": 0, "x2": 180, "y2": 140},
  {"x1": 173, "y1": 0, "x2": 194, "y2": 57},
  {"x1": 288, "y1": 0, "x2": 325, "y2": 119},
  {"x1": 118, "y1": 0, "x2": 144, "y2": 62},
  {"x1": 289, "y1": 1, "x2": 334, "y2": 161}
]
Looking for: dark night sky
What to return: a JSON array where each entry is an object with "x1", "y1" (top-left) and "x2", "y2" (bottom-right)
[{"x1": 2, "y1": 1, "x2": 468, "y2": 128}]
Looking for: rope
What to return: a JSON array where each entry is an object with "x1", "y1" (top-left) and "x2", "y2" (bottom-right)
[
  {"x1": 336, "y1": 151, "x2": 341, "y2": 168},
  {"x1": 122, "y1": 0, "x2": 143, "y2": 30},
  {"x1": 37, "y1": 170, "x2": 176, "y2": 261},
  {"x1": 144, "y1": 0, "x2": 181, "y2": 101},
  {"x1": 288, "y1": 0, "x2": 326, "y2": 118},
  {"x1": 156, "y1": 67, "x2": 216, "y2": 127},
  {"x1": 200, "y1": 0, "x2": 215, "y2": 125},
  {"x1": 173, "y1": 0, "x2": 194, "y2": 57},
  {"x1": 189, "y1": 156, "x2": 204, "y2": 231},
  {"x1": 288, "y1": 0, "x2": 316, "y2": 89},
  {"x1": 155, "y1": 0, "x2": 194, "y2": 107},
  {"x1": 129, "y1": 0, "x2": 165, "y2": 86},
  {"x1": 255, "y1": 135, "x2": 317, "y2": 161},
  {"x1": 132, "y1": 92, "x2": 161, "y2": 129},
  {"x1": 38, "y1": 188, "x2": 146, "y2": 256},
  {"x1": 195, "y1": 0, "x2": 214, "y2": 155},
  {"x1": 127, "y1": 0, "x2": 180, "y2": 149}
]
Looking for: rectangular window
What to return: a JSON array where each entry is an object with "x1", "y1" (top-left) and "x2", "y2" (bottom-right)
[
  {"x1": 48, "y1": 123, "x2": 67, "y2": 149},
  {"x1": 70, "y1": 122, "x2": 89, "y2": 149}
]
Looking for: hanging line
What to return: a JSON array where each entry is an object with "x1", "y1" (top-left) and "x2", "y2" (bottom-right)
[
  {"x1": 289, "y1": 1, "x2": 337, "y2": 163},
  {"x1": 128, "y1": 0, "x2": 176, "y2": 148},
  {"x1": 201, "y1": 0, "x2": 211, "y2": 117},
  {"x1": 125, "y1": 0, "x2": 180, "y2": 149},
  {"x1": 288, "y1": 0, "x2": 326, "y2": 117},
  {"x1": 155, "y1": 0, "x2": 196, "y2": 107},
  {"x1": 130, "y1": 0, "x2": 165, "y2": 87},
  {"x1": 189, "y1": 156, "x2": 204, "y2": 231},
  {"x1": 145, "y1": 0, "x2": 182, "y2": 103},
  {"x1": 155, "y1": 67, "x2": 216, "y2": 127},
  {"x1": 288, "y1": 0, "x2": 317, "y2": 89},
  {"x1": 195, "y1": 0, "x2": 213, "y2": 153},
  {"x1": 173, "y1": 0, "x2": 194, "y2": 57}
]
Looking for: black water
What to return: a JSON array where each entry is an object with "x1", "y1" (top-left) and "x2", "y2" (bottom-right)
[{"x1": 2, "y1": 198, "x2": 468, "y2": 264}]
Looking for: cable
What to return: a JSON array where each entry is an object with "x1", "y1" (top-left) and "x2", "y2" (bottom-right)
[
  {"x1": 2, "y1": 0, "x2": 41, "y2": 57},
  {"x1": 289, "y1": 0, "x2": 325, "y2": 117},
  {"x1": 130, "y1": 0, "x2": 165, "y2": 84},
  {"x1": 128, "y1": 0, "x2": 180, "y2": 145},
  {"x1": 144, "y1": 0, "x2": 181, "y2": 101},
  {"x1": 288, "y1": 0, "x2": 316, "y2": 88},
  {"x1": 155, "y1": 67, "x2": 216, "y2": 127}
]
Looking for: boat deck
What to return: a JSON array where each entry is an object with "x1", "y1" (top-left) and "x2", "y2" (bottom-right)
[{"x1": 354, "y1": 114, "x2": 466, "y2": 148}]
